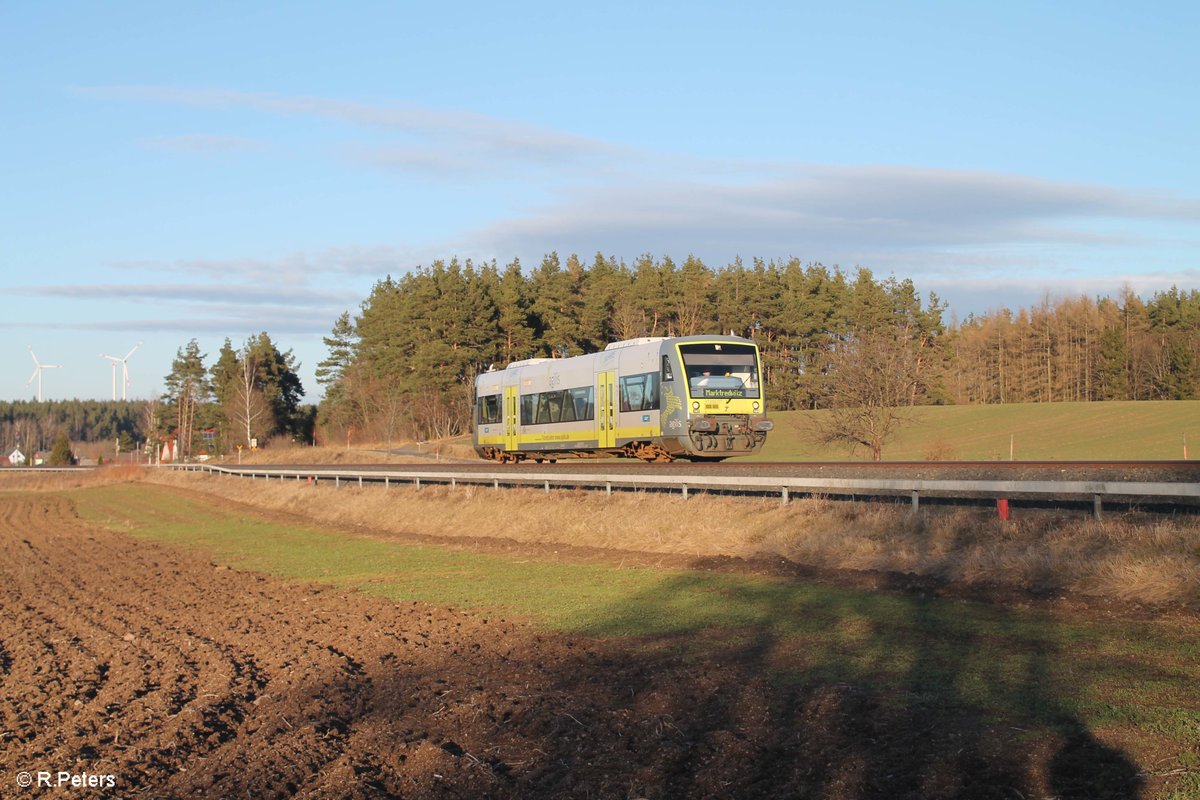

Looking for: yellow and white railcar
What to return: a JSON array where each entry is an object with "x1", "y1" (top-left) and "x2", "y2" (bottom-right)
[{"x1": 473, "y1": 335, "x2": 772, "y2": 462}]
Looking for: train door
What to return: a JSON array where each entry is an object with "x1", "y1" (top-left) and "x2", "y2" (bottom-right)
[
  {"x1": 596, "y1": 371, "x2": 616, "y2": 448},
  {"x1": 504, "y1": 385, "x2": 520, "y2": 453}
]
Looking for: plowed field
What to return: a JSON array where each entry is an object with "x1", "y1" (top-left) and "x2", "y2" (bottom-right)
[{"x1": 0, "y1": 492, "x2": 1165, "y2": 798}]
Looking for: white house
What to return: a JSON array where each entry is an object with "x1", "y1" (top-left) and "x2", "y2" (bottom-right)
[{"x1": 8, "y1": 448, "x2": 26, "y2": 466}]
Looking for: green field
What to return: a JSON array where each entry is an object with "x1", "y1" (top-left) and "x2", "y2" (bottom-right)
[
  {"x1": 755, "y1": 400, "x2": 1200, "y2": 461},
  {"x1": 71, "y1": 482, "x2": 1200, "y2": 798}
]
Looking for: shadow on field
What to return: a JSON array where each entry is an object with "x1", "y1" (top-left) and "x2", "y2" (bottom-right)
[
  {"x1": 554, "y1": 570, "x2": 1144, "y2": 800},
  {"x1": 155, "y1": 580, "x2": 1143, "y2": 800}
]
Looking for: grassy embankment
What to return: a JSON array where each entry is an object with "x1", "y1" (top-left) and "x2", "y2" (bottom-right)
[
  {"x1": 757, "y1": 400, "x2": 1200, "y2": 461},
  {"x1": 138, "y1": 467, "x2": 1200, "y2": 606},
  {"x1": 66, "y1": 481, "x2": 1200, "y2": 799}
]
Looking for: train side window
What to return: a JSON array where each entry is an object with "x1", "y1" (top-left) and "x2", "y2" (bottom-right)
[
  {"x1": 522, "y1": 388, "x2": 593, "y2": 425},
  {"x1": 645, "y1": 373, "x2": 660, "y2": 410},
  {"x1": 619, "y1": 372, "x2": 660, "y2": 412},
  {"x1": 477, "y1": 394, "x2": 502, "y2": 424},
  {"x1": 571, "y1": 387, "x2": 594, "y2": 421},
  {"x1": 535, "y1": 394, "x2": 553, "y2": 425},
  {"x1": 546, "y1": 392, "x2": 564, "y2": 423},
  {"x1": 620, "y1": 376, "x2": 641, "y2": 411},
  {"x1": 560, "y1": 390, "x2": 578, "y2": 422},
  {"x1": 661, "y1": 355, "x2": 674, "y2": 382}
]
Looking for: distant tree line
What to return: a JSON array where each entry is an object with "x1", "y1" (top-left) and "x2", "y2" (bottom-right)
[
  {"x1": 951, "y1": 287, "x2": 1200, "y2": 403},
  {"x1": 2, "y1": 332, "x2": 313, "y2": 460},
  {"x1": 0, "y1": 400, "x2": 145, "y2": 456},
  {"x1": 315, "y1": 253, "x2": 1199, "y2": 445}
]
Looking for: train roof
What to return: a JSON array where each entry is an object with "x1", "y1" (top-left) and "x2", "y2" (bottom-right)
[
  {"x1": 486, "y1": 334, "x2": 760, "y2": 377},
  {"x1": 669, "y1": 333, "x2": 757, "y2": 345},
  {"x1": 603, "y1": 337, "x2": 669, "y2": 351}
]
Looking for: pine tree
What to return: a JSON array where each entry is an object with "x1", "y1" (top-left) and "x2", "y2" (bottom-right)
[
  {"x1": 315, "y1": 311, "x2": 361, "y2": 436},
  {"x1": 47, "y1": 428, "x2": 74, "y2": 466},
  {"x1": 529, "y1": 252, "x2": 585, "y2": 357},
  {"x1": 1096, "y1": 324, "x2": 1130, "y2": 400},
  {"x1": 316, "y1": 311, "x2": 357, "y2": 390},
  {"x1": 243, "y1": 332, "x2": 305, "y2": 439},
  {"x1": 491, "y1": 259, "x2": 535, "y2": 365},
  {"x1": 162, "y1": 340, "x2": 209, "y2": 458}
]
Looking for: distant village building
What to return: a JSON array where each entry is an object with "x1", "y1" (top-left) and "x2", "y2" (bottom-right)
[{"x1": 8, "y1": 448, "x2": 26, "y2": 466}]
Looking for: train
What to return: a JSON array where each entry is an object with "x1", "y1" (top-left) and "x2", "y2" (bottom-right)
[{"x1": 472, "y1": 334, "x2": 773, "y2": 462}]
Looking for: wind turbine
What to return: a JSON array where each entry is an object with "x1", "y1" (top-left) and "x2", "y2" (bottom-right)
[
  {"x1": 27, "y1": 347, "x2": 62, "y2": 402},
  {"x1": 99, "y1": 341, "x2": 142, "y2": 401}
]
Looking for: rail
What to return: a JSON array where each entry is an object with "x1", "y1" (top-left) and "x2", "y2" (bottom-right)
[{"x1": 170, "y1": 463, "x2": 1200, "y2": 518}]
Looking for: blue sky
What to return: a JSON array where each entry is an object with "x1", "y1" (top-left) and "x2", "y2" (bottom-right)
[{"x1": 2, "y1": 1, "x2": 1197, "y2": 402}]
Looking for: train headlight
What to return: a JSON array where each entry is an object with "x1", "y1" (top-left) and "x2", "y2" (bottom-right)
[
  {"x1": 752, "y1": 401, "x2": 760, "y2": 411},
  {"x1": 692, "y1": 401, "x2": 700, "y2": 411}
]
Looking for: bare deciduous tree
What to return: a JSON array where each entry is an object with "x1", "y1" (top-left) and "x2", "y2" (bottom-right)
[
  {"x1": 814, "y1": 331, "x2": 921, "y2": 461},
  {"x1": 227, "y1": 354, "x2": 270, "y2": 446}
]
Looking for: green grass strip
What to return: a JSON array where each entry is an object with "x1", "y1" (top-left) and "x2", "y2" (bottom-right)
[{"x1": 756, "y1": 399, "x2": 1200, "y2": 461}]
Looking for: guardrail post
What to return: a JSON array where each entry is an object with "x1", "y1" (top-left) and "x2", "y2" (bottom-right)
[
  {"x1": 415, "y1": 477, "x2": 421, "y2": 490},
  {"x1": 1093, "y1": 494, "x2": 1103, "y2": 520},
  {"x1": 682, "y1": 483, "x2": 689, "y2": 500},
  {"x1": 335, "y1": 476, "x2": 340, "y2": 488},
  {"x1": 781, "y1": 486, "x2": 789, "y2": 505},
  {"x1": 911, "y1": 490, "x2": 920, "y2": 513},
  {"x1": 385, "y1": 477, "x2": 389, "y2": 489},
  {"x1": 494, "y1": 479, "x2": 499, "y2": 490},
  {"x1": 606, "y1": 482, "x2": 612, "y2": 496}
]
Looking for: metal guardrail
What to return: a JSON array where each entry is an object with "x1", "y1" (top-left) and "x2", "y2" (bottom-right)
[{"x1": 172, "y1": 463, "x2": 1200, "y2": 517}]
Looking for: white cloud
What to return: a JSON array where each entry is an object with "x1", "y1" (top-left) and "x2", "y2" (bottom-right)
[
  {"x1": 84, "y1": 85, "x2": 625, "y2": 175},
  {"x1": 16, "y1": 282, "x2": 358, "y2": 307},
  {"x1": 106, "y1": 245, "x2": 428, "y2": 283},
  {"x1": 460, "y1": 165, "x2": 1200, "y2": 281},
  {"x1": 0, "y1": 305, "x2": 344, "y2": 336}
]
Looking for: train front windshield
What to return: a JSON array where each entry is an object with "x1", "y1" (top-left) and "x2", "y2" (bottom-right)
[{"x1": 680, "y1": 343, "x2": 761, "y2": 399}]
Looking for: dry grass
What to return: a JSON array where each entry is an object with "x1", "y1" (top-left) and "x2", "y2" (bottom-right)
[
  {"x1": 141, "y1": 469, "x2": 1200, "y2": 607},
  {"x1": 227, "y1": 439, "x2": 477, "y2": 466},
  {"x1": 0, "y1": 465, "x2": 147, "y2": 492}
]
